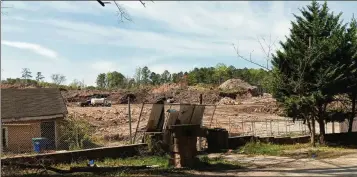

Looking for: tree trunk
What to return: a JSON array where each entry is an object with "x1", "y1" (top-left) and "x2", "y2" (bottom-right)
[
  {"x1": 306, "y1": 118, "x2": 312, "y2": 134},
  {"x1": 311, "y1": 117, "x2": 316, "y2": 147},
  {"x1": 348, "y1": 93, "x2": 356, "y2": 133},
  {"x1": 317, "y1": 118, "x2": 325, "y2": 145}
]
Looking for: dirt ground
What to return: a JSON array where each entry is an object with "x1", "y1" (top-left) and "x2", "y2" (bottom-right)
[
  {"x1": 188, "y1": 152, "x2": 357, "y2": 176},
  {"x1": 67, "y1": 93, "x2": 341, "y2": 146},
  {"x1": 67, "y1": 94, "x2": 286, "y2": 144}
]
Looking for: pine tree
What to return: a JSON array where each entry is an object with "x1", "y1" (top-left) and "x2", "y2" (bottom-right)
[{"x1": 271, "y1": 1, "x2": 345, "y2": 144}]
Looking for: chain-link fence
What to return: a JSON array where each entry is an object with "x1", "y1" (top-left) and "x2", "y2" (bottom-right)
[{"x1": 1, "y1": 103, "x2": 345, "y2": 157}]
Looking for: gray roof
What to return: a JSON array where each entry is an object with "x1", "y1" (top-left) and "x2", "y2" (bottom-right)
[{"x1": 1, "y1": 88, "x2": 68, "y2": 119}]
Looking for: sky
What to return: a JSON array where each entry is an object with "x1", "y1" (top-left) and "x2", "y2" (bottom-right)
[{"x1": 1, "y1": 1, "x2": 356, "y2": 86}]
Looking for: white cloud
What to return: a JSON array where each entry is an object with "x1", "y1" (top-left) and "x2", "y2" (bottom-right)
[
  {"x1": 90, "y1": 61, "x2": 119, "y2": 73},
  {"x1": 2, "y1": 1, "x2": 355, "y2": 86},
  {"x1": 1, "y1": 40, "x2": 58, "y2": 59}
]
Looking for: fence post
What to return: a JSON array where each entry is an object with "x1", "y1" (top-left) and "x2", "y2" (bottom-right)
[
  {"x1": 332, "y1": 121, "x2": 335, "y2": 133},
  {"x1": 128, "y1": 97, "x2": 132, "y2": 144},
  {"x1": 133, "y1": 103, "x2": 145, "y2": 143},
  {"x1": 277, "y1": 121, "x2": 280, "y2": 136},
  {"x1": 270, "y1": 120, "x2": 273, "y2": 136},
  {"x1": 199, "y1": 94, "x2": 203, "y2": 150},
  {"x1": 251, "y1": 122, "x2": 254, "y2": 136},
  {"x1": 265, "y1": 120, "x2": 268, "y2": 136}
]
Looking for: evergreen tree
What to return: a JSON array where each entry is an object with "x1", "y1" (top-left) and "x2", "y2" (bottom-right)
[
  {"x1": 271, "y1": 1, "x2": 345, "y2": 144},
  {"x1": 35, "y1": 72, "x2": 45, "y2": 82}
]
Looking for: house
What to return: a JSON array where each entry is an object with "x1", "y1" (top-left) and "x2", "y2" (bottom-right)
[{"x1": 1, "y1": 88, "x2": 68, "y2": 153}]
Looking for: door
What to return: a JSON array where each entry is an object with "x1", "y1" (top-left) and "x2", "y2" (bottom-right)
[
  {"x1": 2, "y1": 127, "x2": 8, "y2": 151},
  {"x1": 41, "y1": 121, "x2": 56, "y2": 149}
]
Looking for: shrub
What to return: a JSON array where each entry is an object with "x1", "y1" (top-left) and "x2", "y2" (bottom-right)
[{"x1": 58, "y1": 116, "x2": 96, "y2": 150}]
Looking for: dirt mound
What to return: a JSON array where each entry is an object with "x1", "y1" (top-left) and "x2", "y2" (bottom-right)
[
  {"x1": 219, "y1": 79, "x2": 256, "y2": 90},
  {"x1": 151, "y1": 83, "x2": 181, "y2": 94}
]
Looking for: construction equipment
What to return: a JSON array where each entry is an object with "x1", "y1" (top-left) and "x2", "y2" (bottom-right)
[{"x1": 79, "y1": 98, "x2": 111, "y2": 107}]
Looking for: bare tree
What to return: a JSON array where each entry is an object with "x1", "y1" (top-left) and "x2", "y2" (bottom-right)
[
  {"x1": 96, "y1": 0, "x2": 153, "y2": 22},
  {"x1": 51, "y1": 74, "x2": 66, "y2": 85},
  {"x1": 232, "y1": 34, "x2": 279, "y2": 71}
]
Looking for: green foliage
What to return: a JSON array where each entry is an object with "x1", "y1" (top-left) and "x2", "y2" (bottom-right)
[
  {"x1": 21, "y1": 68, "x2": 32, "y2": 80},
  {"x1": 135, "y1": 67, "x2": 142, "y2": 87},
  {"x1": 35, "y1": 72, "x2": 44, "y2": 82},
  {"x1": 96, "y1": 73, "x2": 106, "y2": 88},
  {"x1": 150, "y1": 72, "x2": 161, "y2": 85},
  {"x1": 141, "y1": 66, "x2": 151, "y2": 85},
  {"x1": 106, "y1": 71, "x2": 125, "y2": 88},
  {"x1": 58, "y1": 116, "x2": 95, "y2": 150},
  {"x1": 161, "y1": 70, "x2": 171, "y2": 83},
  {"x1": 237, "y1": 142, "x2": 350, "y2": 159},
  {"x1": 271, "y1": 1, "x2": 353, "y2": 142}
]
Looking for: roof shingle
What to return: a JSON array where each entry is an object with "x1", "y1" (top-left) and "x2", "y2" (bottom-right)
[{"x1": 1, "y1": 88, "x2": 68, "y2": 119}]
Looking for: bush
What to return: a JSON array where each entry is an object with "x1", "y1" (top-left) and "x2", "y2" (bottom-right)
[{"x1": 58, "y1": 116, "x2": 97, "y2": 150}]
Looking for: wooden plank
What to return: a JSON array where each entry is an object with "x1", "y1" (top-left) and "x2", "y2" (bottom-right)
[
  {"x1": 163, "y1": 112, "x2": 180, "y2": 151},
  {"x1": 178, "y1": 105, "x2": 195, "y2": 124},
  {"x1": 146, "y1": 104, "x2": 165, "y2": 132},
  {"x1": 190, "y1": 105, "x2": 205, "y2": 125},
  {"x1": 166, "y1": 112, "x2": 180, "y2": 129}
]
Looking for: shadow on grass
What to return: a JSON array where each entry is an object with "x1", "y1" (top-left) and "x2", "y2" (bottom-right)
[{"x1": 3, "y1": 161, "x2": 246, "y2": 177}]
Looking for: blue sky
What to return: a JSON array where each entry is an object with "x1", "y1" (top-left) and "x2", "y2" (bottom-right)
[{"x1": 1, "y1": 1, "x2": 356, "y2": 86}]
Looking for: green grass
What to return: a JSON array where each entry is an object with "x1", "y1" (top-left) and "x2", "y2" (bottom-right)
[
  {"x1": 55, "y1": 155, "x2": 170, "y2": 170},
  {"x1": 3, "y1": 156, "x2": 172, "y2": 177},
  {"x1": 3, "y1": 155, "x2": 247, "y2": 177},
  {"x1": 235, "y1": 142, "x2": 353, "y2": 159}
]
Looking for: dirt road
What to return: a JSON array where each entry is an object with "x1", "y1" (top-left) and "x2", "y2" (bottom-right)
[{"x1": 195, "y1": 153, "x2": 357, "y2": 176}]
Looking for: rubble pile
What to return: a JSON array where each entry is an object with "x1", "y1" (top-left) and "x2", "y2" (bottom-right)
[{"x1": 217, "y1": 97, "x2": 242, "y2": 105}]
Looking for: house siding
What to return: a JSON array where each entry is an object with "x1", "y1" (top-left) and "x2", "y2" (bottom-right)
[{"x1": 2, "y1": 118, "x2": 63, "y2": 153}]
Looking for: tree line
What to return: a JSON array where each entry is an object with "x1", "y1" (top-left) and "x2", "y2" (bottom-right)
[
  {"x1": 2, "y1": 65, "x2": 272, "y2": 91},
  {"x1": 267, "y1": 1, "x2": 357, "y2": 145},
  {"x1": 95, "y1": 64, "x2": 272, "y2": 91},
  {"x1": 1, "y1": 68, "x2": 85, "y2": 89}
]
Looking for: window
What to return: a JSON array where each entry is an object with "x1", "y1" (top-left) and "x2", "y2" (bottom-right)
[{"x1": 2, "y1": 127, "x2": 8, "y2": 149}]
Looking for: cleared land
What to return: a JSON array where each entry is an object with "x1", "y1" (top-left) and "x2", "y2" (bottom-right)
[{"x1": 67, "y1": 93, "x2": 340, "y2": 147}]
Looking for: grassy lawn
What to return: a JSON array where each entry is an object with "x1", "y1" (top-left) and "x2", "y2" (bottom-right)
[
  {"x1": 235, "y1": 142, "x2": 354, "y2": 159},
  {"x1": 3, "y1": 155, "x2": 245, "y2": 177}
]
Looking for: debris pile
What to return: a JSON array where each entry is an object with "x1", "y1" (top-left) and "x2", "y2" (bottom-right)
[
  {"x1": 218, "y1": 79, "x2": 257, "y2": 91},
  {"x1": 217, "y1": 97, "x2": 242, "y2": 105}
]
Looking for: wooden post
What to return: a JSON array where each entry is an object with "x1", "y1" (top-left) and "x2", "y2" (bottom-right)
[
  {"x1": 199, "y1": 94, "x2": 203, "y2": 151},
  {"x1": 133, "y1": 103, "x2": 145, "y2": 143},
  {"x1": 209, "y1": 105, "x2": 217, "y2": 127},
  {"x1": 128, "y1": 97, "x2": 132, "y2": 144}
]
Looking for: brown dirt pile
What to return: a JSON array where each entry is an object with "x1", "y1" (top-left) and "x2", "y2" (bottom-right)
[{"x1": 219, "y1": 79, "x2": 256, "y2": 90}]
